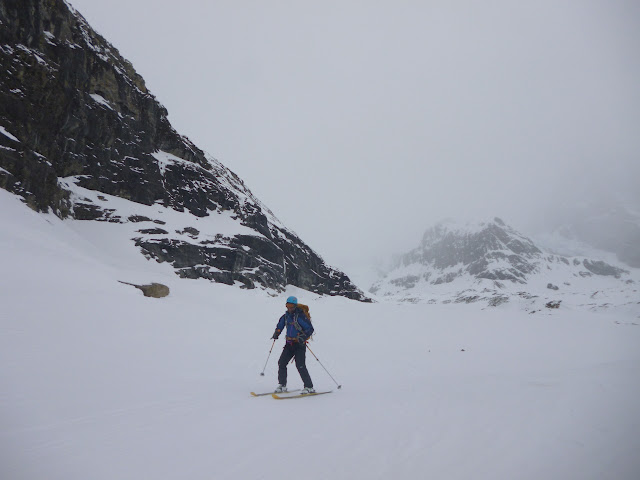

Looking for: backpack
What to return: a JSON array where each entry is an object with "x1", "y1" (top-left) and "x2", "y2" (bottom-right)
[
  {"x1": 297, "y1": 303, "x2": 311, "y2": 322},
  {"x1": 295, "y1": 303, "x2": 313, "y2": 340}
]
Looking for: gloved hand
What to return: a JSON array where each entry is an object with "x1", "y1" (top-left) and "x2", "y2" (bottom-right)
[
  {"x1": 297, "y1": 334, "x2": 308, "y2": 344},
  {"x1": 271, "y1": 329, "x2": 280, "y2": 340}
]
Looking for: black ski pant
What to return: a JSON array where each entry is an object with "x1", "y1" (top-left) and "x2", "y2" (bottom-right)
[{"x1": 278, "y1": 341, "x2": 313, "y2": 388}]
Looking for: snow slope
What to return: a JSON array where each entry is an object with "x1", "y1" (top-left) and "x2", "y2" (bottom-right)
[{"x1": 1, "y1": 189, "x2": 640, "y2": 480}]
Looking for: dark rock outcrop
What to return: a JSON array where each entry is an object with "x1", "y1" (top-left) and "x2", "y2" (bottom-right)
[
  {"x1": 582, "y1": 259, "x2": 627, "y2": 278},
  {"x1": 0, "y1": 0, "x2": 368, "y2": 301}
]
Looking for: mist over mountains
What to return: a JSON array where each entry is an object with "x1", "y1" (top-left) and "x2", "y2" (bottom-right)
[
  {"x1": 1, "y1": 4, "x2": 639, "y2": 478},
  {"x1": 537, "y1": 197, "x2": 640, "y2": 268},
  {"x1": 371, "y1": 217, "x2": 639, "y2": 314}
]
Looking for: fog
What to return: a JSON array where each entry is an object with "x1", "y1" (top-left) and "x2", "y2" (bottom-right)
[{"x1": 69, "y1": 0, "x2": 640, "y2": 275}]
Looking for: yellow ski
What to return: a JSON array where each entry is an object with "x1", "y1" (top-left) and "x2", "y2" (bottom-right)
[{"x1": 271, "y1": 391, "x2": 332, "y2": 399}]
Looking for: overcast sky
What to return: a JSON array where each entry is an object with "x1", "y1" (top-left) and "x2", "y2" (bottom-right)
[{"x1": 68, "y1": 0, "x2": 640, "y2": 276}]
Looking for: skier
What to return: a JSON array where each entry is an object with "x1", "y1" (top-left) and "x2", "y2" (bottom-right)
[{"x1": 271, "y1": 296, "x2": 315, "y2": 394}]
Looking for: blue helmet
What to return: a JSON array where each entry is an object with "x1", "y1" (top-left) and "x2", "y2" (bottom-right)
[{"x1": 286, "y1": 296, "x2": 298, "y2": 305}]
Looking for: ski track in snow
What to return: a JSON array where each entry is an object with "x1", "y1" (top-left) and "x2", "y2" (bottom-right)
[{"x1": 1, "y1": 189, "x2": 640, "y2": 480}]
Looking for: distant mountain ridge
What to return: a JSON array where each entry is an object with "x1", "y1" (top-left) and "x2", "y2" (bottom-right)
[
  {"x1": 543, "y1": 199, "x2": 640, "y2": 268},
  {"x1": 0, "y1": 0, "x2": 368, "y2": 301},
  {"x1": 371, "y1": 218, "x2": 638, "y2": 313}
]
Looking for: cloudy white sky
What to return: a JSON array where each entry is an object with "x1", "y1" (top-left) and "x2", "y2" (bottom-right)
[{"x1": 69, "y1": 0, "x2": 640, "y2": 275}]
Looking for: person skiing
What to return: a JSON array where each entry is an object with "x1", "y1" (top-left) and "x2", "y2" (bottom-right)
[{"x1": 271, "y1": 296, "x2": 315, "y2": 394}]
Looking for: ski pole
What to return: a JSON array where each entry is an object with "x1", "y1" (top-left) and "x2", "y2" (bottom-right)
[
  {"x1": 260, "y1": 339, "x2": 276, "y2": 376},
  {"x1": 306, "y1": 345, "x2": 342, "y2": 389}
]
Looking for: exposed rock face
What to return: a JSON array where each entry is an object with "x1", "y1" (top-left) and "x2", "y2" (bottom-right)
[
  {"x1": 582, "y1": 259, "x2": 626, "y2": 278},
  {"x1": 389, "y1": 218, "x2": 544, "y2": 287},
  {"x1": 0, "y1": 0, "x2": 368, "y2": 301}
]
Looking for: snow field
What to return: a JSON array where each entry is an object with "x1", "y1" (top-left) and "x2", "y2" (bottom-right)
[{"x1": 1, "y1": 189, "x2": 639, "y2": 479}]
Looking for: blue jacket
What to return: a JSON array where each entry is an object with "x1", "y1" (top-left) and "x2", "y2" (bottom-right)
[{"x1": 275, "y1": 308, "x2": 314, "y2": 341}]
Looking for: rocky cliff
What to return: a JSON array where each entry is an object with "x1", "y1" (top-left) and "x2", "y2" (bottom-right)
[
  {"x1": 398, "y1": 217, "x2": 544, "y2": 285},
  {"x1": 0, "y1": 0, "x2": 368, "y2": 300}
]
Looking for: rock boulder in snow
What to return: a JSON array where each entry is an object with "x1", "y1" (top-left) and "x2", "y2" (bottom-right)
[{"x1": 119, "y1": 281, "x2": 170, "y2": 298}]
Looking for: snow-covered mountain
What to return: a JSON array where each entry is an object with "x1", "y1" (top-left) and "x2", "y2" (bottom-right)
[
  {"x1": 371, "y1": 218, "x2": 639, "y2": 314},
  {"x1": 0, "y1": 0, "x2": 367, "y2": 300}
]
